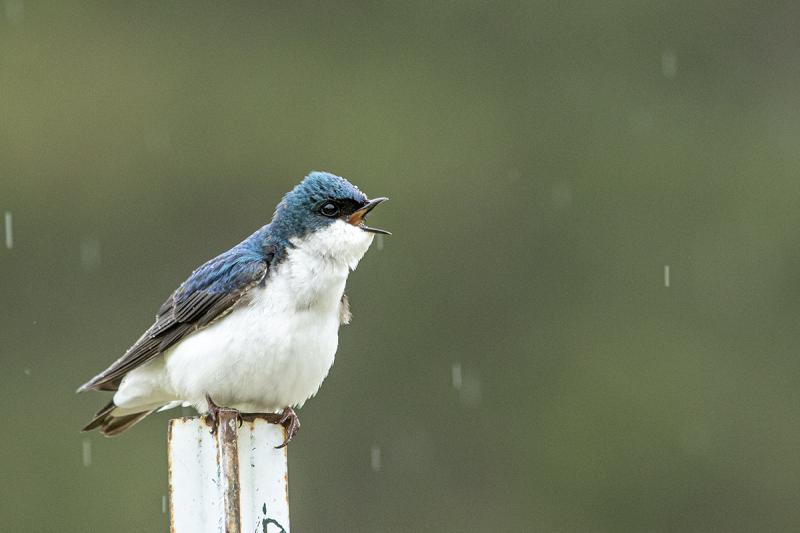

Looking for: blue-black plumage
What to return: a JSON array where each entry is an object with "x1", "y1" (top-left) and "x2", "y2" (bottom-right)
[{"x1": 79, "y1": 171, "x2": 388, "y2": 444}]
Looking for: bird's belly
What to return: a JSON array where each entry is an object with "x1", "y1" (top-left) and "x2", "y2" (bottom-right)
[{"x1": 164, "y1": 292, "x2": 340, "y2": 412}]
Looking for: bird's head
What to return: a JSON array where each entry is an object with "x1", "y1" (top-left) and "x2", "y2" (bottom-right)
[{"x1": 271, "y1": 171, "x2": 389, "y2": 266}]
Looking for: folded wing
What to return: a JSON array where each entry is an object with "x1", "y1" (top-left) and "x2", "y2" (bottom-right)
[{"x1": 78, "y1": 249, "x2": 269, "y2": 392}]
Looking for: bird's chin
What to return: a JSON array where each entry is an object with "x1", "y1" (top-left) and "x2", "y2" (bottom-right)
[{"x1": 297, "y1": 220, "x2": 376, "y2": 270}]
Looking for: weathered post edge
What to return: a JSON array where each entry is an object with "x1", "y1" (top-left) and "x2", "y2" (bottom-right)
[{"x1": 167, "y1": 413, "x2": 290, "y2": 533}]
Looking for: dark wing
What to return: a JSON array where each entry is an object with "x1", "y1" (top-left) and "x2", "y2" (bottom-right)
[{"x1": 78, "y1": 250, "x2": 268, "y2": 392}]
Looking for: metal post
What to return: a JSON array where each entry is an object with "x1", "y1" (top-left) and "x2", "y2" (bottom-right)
[{"x1": 168, "y1": 413, "x2": 290, "y2": 533}]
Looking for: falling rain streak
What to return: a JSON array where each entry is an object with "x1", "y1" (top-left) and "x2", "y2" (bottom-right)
[
  {"x1": 4, "y1": 211, "x2": 12, "y2": 249},
  {"x1": 3, "y1": 0, "x2": 24, "y2": 25},
  {"x1": 80, "y1": 237, "x2": 102, "y2": 271},
  {"x1": 370, "y1": 445, "x2": 382, "y2": 472},
  {"x1": 661, "y1": 50, "x2": 678, "y2": 79},
  {"x1": 459, "y1": 372, "x2": 483, "y2": 408},
  {"x1": 451, "y1": 363, "x2": 462, "y2": 390},
  {"x1": 376, "y1": 234, "x2": 384, "y2": 251},
  {"x1": 82, "y1": 439, "x2": 92, "y2": 467},
  {"x1": 162, "y1": 495, "x2": 168, "y2": 514},
  {"x1": 664, "y1": 265, "x2": 670, "y2": 288}
]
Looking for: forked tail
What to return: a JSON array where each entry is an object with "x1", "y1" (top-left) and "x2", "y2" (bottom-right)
[{"x1": 82, "y1": 401, "x2": 156, "y2": 437}]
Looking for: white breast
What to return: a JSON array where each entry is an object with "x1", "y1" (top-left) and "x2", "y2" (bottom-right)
[{"x1": 161, "y1": 220, "x2": 374, "y2": 412}]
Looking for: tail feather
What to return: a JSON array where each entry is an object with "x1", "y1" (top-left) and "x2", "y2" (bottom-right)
[{"x1": 82, "y1": 400, "x2": 155, "y2": 437}]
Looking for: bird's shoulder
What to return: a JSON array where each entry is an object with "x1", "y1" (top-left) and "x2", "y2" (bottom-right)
[{"x1": 156, "y1": 245, "x2": 270, "y2": 325}]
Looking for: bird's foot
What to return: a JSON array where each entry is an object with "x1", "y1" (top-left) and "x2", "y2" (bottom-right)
[
  {"x1": 275, "y1": 407, "x2": 300, "y2": 449},
  {"x1": 203, "y1": 393, "x2": 242, "y2": 434}
]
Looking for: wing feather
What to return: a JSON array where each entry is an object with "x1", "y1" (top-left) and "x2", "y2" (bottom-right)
[{"x1": 78, "y1": 252, "x2": 268, "y2": 392}]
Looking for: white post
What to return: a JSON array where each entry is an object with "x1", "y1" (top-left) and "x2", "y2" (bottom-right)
[{"x1": 167, "y1": 411, "x2": 290, "y2": 533}]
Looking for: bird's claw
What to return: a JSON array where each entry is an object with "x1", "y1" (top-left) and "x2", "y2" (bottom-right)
[
  {"x1": 204, "y1": 393, "x2": 242, "y2": 434},
  {"x1": 275, "y1": 407, "x2": 300, "y2": 449},
  {"x1": 205, "y1": 395, "x2": 297, "y2": 445},
  {"x1": 204, "y1": 393, "x2": 221, "y2": 433}
]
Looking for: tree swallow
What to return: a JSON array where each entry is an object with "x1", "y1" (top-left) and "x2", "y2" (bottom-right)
[{"x1": 78, "y1": 171, "x2": 389, "y2": 446}]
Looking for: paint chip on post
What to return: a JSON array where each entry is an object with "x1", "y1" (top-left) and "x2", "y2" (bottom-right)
[
  {"x1": 664, "y1": 265, "x2": 670, "y2": 288},
  {"x1": 5, "y1": 211, "x2": 12, "y2": 249}
]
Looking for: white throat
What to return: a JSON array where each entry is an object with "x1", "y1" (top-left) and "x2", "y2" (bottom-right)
[{"x1": 282, "y1": 219, "x2": 374, "y2": 308}]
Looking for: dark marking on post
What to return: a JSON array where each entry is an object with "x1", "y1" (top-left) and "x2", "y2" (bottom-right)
[
  {"x1": 258, "y1": 503, "x2": 287, "y2": 533},
  {"x1": 216, "y1": 408, "x2": 242, "y2": 533}
]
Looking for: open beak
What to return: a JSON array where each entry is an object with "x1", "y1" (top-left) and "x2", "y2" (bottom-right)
[{"x1": 348, "y1": 197, "x2": 391, "y2": 235}]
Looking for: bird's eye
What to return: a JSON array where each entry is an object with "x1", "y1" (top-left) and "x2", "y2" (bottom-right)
[{"x1": 320, "y1": 202, "x2": 339, "y2": 217}]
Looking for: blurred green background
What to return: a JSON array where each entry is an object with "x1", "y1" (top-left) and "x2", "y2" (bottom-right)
[{"x1": 3, "y1": 1, "x2": 800, "y2": 531}]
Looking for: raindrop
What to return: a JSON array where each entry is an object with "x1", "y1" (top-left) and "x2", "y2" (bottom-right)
[
  {"x1": 451, "y1": 363, "x2": 462, "y2": 390},
  {"x1": 80, "y1": 237, "x2": 102, "y2": 271},
  {"x1": 3, "y1": 0, "x2": 24, "y2": 25},
  {"x1": 551, "y1": 182, "x2": 572, "y2": 210},
  {"x1": 664, "y1": 265, "x2": 670, "y2": 288},
  {"x1": 661, "y1": 50, "x2": 678, "y2": 79},
  {"x1": 4, "y1": 211, "x2": 12, "y2": 249},
  {"x1": 23, "y1": 368, "x2": 31, "y2": 376},
  {"x1": 162, "y1": 494, "x2": 167, "y2": 514},
  {"x1": 82, "y1": 438, "x2": 92, "y2": 467},
  {"x1": 370, "y1": 445, "x2": 381, "y2": 472},
  {"x1": 376, "y1": 234, "x2": 384, "y2": 251},
  {"x1": 459, "y1": 373, "x2": 483, "y2": 408}
]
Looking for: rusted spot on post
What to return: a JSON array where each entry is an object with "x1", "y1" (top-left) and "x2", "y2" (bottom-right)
[
  {"x1": 167, "y1": 422, "x2": 175, "y2": 533},
  {"x1": 215, "y1": 409, "x2": 242, "y2": 533}
]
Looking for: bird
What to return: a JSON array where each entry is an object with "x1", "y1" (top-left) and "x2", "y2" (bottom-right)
[{"x1": 78, "y1": 171, "x2": 389, "y2": 447}]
